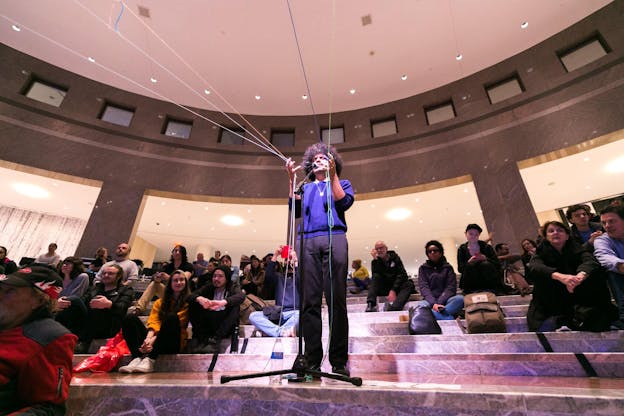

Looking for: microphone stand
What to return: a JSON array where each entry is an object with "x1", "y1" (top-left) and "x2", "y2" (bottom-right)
[{"x1": 221, "y1": 171, "x2": 362, "y2": 386}]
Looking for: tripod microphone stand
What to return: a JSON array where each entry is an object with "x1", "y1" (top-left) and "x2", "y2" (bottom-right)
[{"x1": 221, "y1": 172, "x2": 362, "y2": 386}]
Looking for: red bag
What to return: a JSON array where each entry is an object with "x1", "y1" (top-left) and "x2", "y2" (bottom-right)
[{"x1": 73, "y1": 331, "x2": 130, "y2": 373}]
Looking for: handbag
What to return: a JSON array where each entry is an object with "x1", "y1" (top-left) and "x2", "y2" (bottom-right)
[{"x1": 408, "y1": 305, "x2": 442, "y2": 335}]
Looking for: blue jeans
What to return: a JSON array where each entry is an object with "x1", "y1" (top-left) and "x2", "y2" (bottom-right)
[
  {"x1": 249, "y1": 309, "x2": 299, "y2": 337},
  {"x1": 607, "y1": 271, "x2": 624, "y2": 322},
  {"x1": 416, "y1": 295, "x2": 464, "y2": 320}
]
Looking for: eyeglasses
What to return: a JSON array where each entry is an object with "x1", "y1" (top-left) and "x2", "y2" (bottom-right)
[{"x1": 427, "y1": 249, "x2": 441, "y2": 254}]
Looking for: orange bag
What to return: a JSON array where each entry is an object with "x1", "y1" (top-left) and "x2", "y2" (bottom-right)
[{"x1": 73, "y1": 331, "x2": 130, "y2": 373}]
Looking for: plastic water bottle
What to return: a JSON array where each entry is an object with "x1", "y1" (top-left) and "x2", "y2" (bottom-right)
[{"x1": 269, "y1": 338, "x2": 284, "y2": 385}]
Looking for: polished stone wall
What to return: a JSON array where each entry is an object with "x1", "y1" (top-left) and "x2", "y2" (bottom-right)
[{"x1": 0, "y1": 1, "x2": 623, "y2": 256}]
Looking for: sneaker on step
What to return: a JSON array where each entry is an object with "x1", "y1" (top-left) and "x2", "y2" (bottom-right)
[
  {"x1": 332, "y1": 365, "x2": 350, "y2": 377},
  {"x1": 365, "y1": 302, "x2": 377, "y2": 312},
  {"x1": 349, "y1": 288, "x2": 361, "y2": 294},
  {"x1": 119, "y1": 357, "x2": 143, "y2": 373},
  {"x1": 134, "y1": 357, "x2": 155, "y2": 373},
  {"x1": 555, "y1": 325, "x2": 572, "y2": 332}
]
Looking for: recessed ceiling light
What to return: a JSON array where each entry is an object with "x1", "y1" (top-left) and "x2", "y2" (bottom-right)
[
  {"x1": 204, "y1": 89, "x2": 211, "y2": 95},
  {"x1": 583, "y1": 157, "x2": 590, "y2": 162},
  {"x1": 87, "y1": 57, "x2": 96, "y2": 63},
  {"x1": 401, "y1": 75, "x2": 407, "y2": 81},
  {"x1": 386, "y1": 208, "x2": 411, "y2": 221},
  {"x1": 605, "y1": 156, "x2": 624, "y2": 174},
  {"x1": 11, "y1": 24, "x2": 21, "y2": 32},
  {"x1": 349, "y1": 89, "x2": 356, "y2": 95},
  {"x1": 456, "y1": 54, "x2": 463, "y2": 61},
  {"x1": 221, "y1": 215, "x2": 243, "y2": 226},
  {"x1": 255, "y1": 95, "x2": 261, "y2": 100},
  {"x1": 150, "y1": 77, "x2": 157, "y2": 83},
  {"x1": 302, "y1": 95, "x2": 308, "y2": 100},
  {"x1": 11, "y1": 182, "x2": 50, "y2": 199},
  {"x1": 521, "y1": 21, "x2": 529, "y2": 29}
]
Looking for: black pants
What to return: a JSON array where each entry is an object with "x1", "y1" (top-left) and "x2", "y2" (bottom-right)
[
  {"x1": 301, "y1": 233, "x2": 349, "y2": 368},
  {"x1": 459, "y1": 260, "x2": 505, "y2": 295},
  {"x1": 121, "y1": 313, "x2": 182, "y2": 359},
  {"x1": 367, "y1": 278, "x2": 413, "y2": 311},
  {"x1": 188, "y1": 302, "x2": 240, "y2": 342},
  {"x1": 55, "y1": 298, "x2": 119, "y2": 343}
]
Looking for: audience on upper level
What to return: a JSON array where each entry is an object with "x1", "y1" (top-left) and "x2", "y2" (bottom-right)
[
  {"x1": 349, "y1": 258, "x2": 370, "y2": 294},
  {"x1": 0, "y1": 246, "x2": 18, "y2": 275},
  {"x1": 192, "y1": 252, "x2": 209, "y2": 277},
  {"x1": 457, "y1": 224, "x2": 506, "y2": 295},
  {"x1": 527, "y1": 220, "x2": 616, "y2": 332},
  {"x1": 241, "y1": 255, "x2": 265, "y2": 297},
  {"x1": 520, "y1": 238, "x2": 538, "y2": 284},
  {"x1": 566, "y1": 204, "x2": 604, "y2": 250},
  {"x1": 366, "y1": 241, "x2": 414, "y2": 312},
  {"x1": 119, "y1": 270, "x2": 191, "y2": 373},
  {"x1": 594, "y1": 204, "x2": 624, "y2": 330},
  {"x1": 95, "y1": 242, "x2": 139, "y2": 283},
  {"x1": 88, "y1": 247, "x2": 109, "y2": 274},
  {"x1": 495, "y1": 243, "x2": 532, "y2": 296},
  {"x1": 416, "y1": 240, "x2": 464, "y2": 320},
  {"x1": 187, "y1": 266, "x2": 244, "y2": 354},
  {"x1": 219, "y1": 254, "x2": 240, "y2": 285},
  {"x1": 35, "y1": 243, "x2": 61, "y2": 268}
]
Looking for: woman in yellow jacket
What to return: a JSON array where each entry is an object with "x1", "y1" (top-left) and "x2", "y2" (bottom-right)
[{"x1": 119, "y1": 270, "x2": 190, "y2": 373}]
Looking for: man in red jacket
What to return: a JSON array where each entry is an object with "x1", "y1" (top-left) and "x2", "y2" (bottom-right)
[{"x1": 0, "y1": 265, "x2": 77, "y2": 415}]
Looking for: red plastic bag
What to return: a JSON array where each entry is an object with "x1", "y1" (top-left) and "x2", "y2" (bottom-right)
[{"x1": 73, "y1": 331, "x2": 130, "y2": 373}]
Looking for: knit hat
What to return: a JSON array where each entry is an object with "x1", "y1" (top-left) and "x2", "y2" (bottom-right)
[
  {"x1": 0, "y1": 265, "x2": 63, "y2": 299},
  {"x1": 465, "y1": 223, "x2": 483, "y2": 233}
]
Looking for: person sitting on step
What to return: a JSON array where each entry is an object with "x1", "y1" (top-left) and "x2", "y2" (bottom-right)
[
  {"x1": 457, "y1": 224, "x2": 506, "y2": 295},
  {"x1": 366, "y1": 241, "x2": 414, "y2": 312},
  {"x1": 349, "y1": 259, "x2": 370, "y2": 294},
  {"x1": 119, "y1": 270, "x2": 191, "y2": 373},
  {"x1": 187, "y1": 266, "x2": 244, "y2": 354},
  {"x1": 416, "y1": 240, "x2": 464, "y2": 320}
]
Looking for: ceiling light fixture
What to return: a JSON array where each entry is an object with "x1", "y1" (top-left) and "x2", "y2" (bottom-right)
[
  {"x1": 87, "y1": 57, "x2": 95, "y2": 63},
  {"x1": 521, "y1": 21, "x2": 529, "y2": 29},
  {"x1": 605, "y1": 156, "x2": 624, "y2": 174},
  {"x1": 302, "y1": 95, "x2": 308, "y2": 100},
  {"x1": 204, "y1": 89, "x2": 211, "y2": 95},
  {"x1": 221, "y1": 215, "x2": 243, "y2": 226},
  {"x1": 11, "y1": 24, "x2": 21, "y2": 32},
  {"x1": 11, "y1": 182, "x2": 50, "y2": 199},
  {"x1": 401, "y1": 75, "x2": 407, "y2": 81},
  {"x1": 150, "y1": 77, "x2": 157, "y2": 83},
  {"x1": 386, "y1": 208, "x2": 411, "y2": 221},
  {"x1": 456, "y1": 54, "x2": 463, "y2": 61},
  {"x1": 255, "y1": 95, "x2": 261, "y2": 100},
  {"x1": 349, "y1": 89, "x2": 356, "y2": 95}
]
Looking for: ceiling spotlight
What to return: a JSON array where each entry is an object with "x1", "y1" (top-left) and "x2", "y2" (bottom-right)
[
  {"x1": 302, "y1": 94, "x2": 308, "y2": 100},
  {"x1": 11, "y1": 182, "x2": 49, "y2": 199},
  {"x1": 150, "y1": 77, "x2": 157, "y2": 83},
  {"x1": 87, "y1": 57, "x2": 96, "y2": 63},
  {"x1": 605, "y1": 156, "x2": 624, "y2": 173},
  {"x1": 386, "y1": 208, "x2": 411, "y2": 221},
  {"x1": 255, "y1": 95, "x2": 261, "y2": 100},
  {"x1": 456, "y1": 54, "x2": 463, "y2": 61},
  {"x1": 401, "y1": 75, "x2": 407, "y2": 81},
  {"x1": 11, "y1": 24, "x2": 21, "y2": 32},
  {"x1": 521, "y1": 21, "x2": 529, "y2": 29},
  {"x1": 349, "y1": 88, "x2": 356, "y2": 94},
  {"x1": 221, "y1": 215, "x2": 243, "y2": 226},
  {"x1": 204, "y1": 89, "x2": 211, "y2": 95}
]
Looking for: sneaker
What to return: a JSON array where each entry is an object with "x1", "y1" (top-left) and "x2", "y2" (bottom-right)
[
  {"x1": 365, "y1": 302, "x2": 377, "y2": 312},
  {"x1": 332, "y1": 365, "x2": 350, "y2": 377},
  {"x1": 119, "y1": 357, "x2": 143, "y2": 373},
  {"x1": 555, "y1": 325, "x2": 572, "y2": 332},
  {"x1": 134, "y1": 357, "x2": 155, "y2": 373},
  {"x1": 349, "y1": 288, "x2": 361, "y2": 294}
]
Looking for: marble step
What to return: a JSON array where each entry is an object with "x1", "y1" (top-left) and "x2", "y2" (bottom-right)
[{"x1": 342, "y1": 293, "x2": 532, "y2": 307}]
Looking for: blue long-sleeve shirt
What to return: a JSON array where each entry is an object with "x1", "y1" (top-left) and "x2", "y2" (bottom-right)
[
  {"x1": 265, "y1": 260, "x2": 300, "y2": 311},
  {"x1": 594, "y1": 234, "x2": 624, "y2": 273},
  {"x1": 290, "y1": 179, "x2": 354, "y2": 238}
]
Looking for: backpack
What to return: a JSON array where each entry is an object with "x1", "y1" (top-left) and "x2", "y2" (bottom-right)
[
  {"x1": 464, "y1": 292, "x2": 506, "y2": 333},
  {"x1": 408, "y1": 305, "x2": 442, "y2": 335},
  {"x1": 239, "y1": 294, "x2": 268, "y2": 325}
]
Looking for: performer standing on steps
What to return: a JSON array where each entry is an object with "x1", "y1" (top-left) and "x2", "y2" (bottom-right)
[{"x1": 286, "y1": 142, "x2": 354, "y2": 377}]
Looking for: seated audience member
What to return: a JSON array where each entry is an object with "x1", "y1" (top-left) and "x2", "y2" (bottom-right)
[
  {"x1": 220, "y1": 254, "x2": 240, "y2": 284},
  {"x1": 119, "y1": 270, "x2": 191, "y2": 373},
  {"x1": 457, "y1": 224, "x2": 506, "y2": 295},
  {"x1": 566, "y1": 204, "x2": 604, "y2": 250},
  {"x1": 594, "y1": 205, "x2": 624, "y2": 330},
  {"x1": 528, "y1": 221, "x2": 616, "y2": 332},
  {"x1": 35, "y1": 243, "x2": 61, "y2": 268},
  {"x1": 366, "y1": 241, "x2": 414, "y2": 312},
  {"x1": 192, "y1": 252, "x2": 208, "y2": 277},
  {"x1": 133, "y1": 245, "x2": 194, "y2": 316},
  {"x1": 60, "y1": 264, "x2": 134, "y2": 353},
  {"x1": 55, "y1": 257, "x2": 90, "y2": 318},
  {"x1": 349, "y1": 259, "x2": 370, "y2": 294},
  {"x1": 88, "y1": 247, "x2": 109, "y2": 274},
  {"x1": 0, "y1": 246, "x2": 18, "y2": 275},
  {"x1": 0, "y1": 265, "x2": 76, "y2": 415},
  {"x1": 495, "y1": 243, "x2": 532, "y2": 296},
  {"x1": 195, "y1": 259, "x2": 219, "y2": 290},
  {"x1": 95, "y1": 242, "x2": 139, "y2": 283},
  {"x1": 416, "y1": 240, "x2": 464, "y2": 320},
  {"x1": 241, "y1": 255, "x2": 265, "y2": 297},
  {"x1": 249, "y1": 247, "x2": 300, "y2": 337},
  {"x1": 187, "y1": 266, "x2": 244, "y2": 353},
  {"x1": 520, "y1": 238, "x2": 538, "y2": 282}
]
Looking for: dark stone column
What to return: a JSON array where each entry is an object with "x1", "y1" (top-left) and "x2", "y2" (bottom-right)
[
  {"x1": 75, "y1": 181, "x2": 145, "y2": 258},
  {"x1": 471, "y1": 162, "x2": 540, "y2": 253}
]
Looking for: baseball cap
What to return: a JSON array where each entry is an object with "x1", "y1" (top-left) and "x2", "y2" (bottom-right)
[{"x1": 0, "y1": 265, "x2": 63, "y2": 299}]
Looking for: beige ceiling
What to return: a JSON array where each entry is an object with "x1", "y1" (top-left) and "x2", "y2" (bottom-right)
[{"x1": 0, "y1": 0, "x2": 612, "y2": 115}]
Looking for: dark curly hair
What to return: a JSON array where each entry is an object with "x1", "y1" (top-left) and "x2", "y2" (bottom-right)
[{"x1": 302, "y1": 142, "x2": 344, "y2": 176}]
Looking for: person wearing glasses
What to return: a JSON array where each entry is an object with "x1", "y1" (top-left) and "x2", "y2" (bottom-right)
[
  {"x1": 416, "y1": 240, "x2": 464, "y2": 320},
  {"x1": 366, "y1": 241, "x2": 415, "y2": 313}
]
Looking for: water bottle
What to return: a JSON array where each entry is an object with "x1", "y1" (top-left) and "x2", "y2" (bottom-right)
[
  {"x1": 269, "y1": 338, "x2": 284, "y2": 385},
  {"x1": 230, "y1": 326, "x2": 239, "y2": 354}
]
